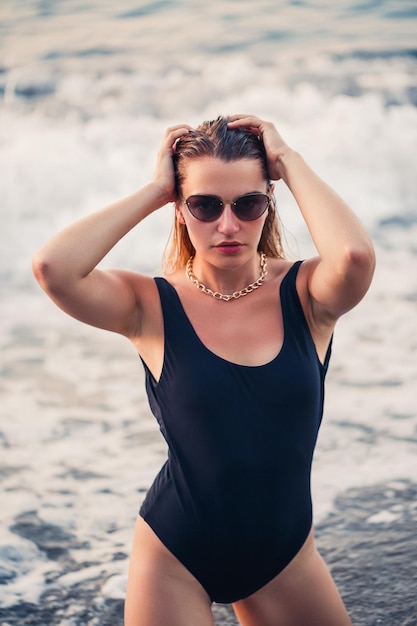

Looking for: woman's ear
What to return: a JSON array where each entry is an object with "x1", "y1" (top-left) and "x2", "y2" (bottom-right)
[{"x1": 175, "y1": 203, "x2": 186, "y2": 225}]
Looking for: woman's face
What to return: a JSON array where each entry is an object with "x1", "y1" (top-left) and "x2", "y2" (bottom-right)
[{"x1": 177, "y1": 156, "x2": 270, "y2": 267}]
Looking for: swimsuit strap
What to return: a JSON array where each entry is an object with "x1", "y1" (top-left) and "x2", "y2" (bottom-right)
[
  {"x1": 279, "y1": 260, "x2": 332, "y2": 371},
  {"x1": 153, "y1": 276, "x2": 199, "y2": 353}
]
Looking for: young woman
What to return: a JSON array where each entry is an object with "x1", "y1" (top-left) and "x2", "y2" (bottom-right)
[{"x1": 32, "y1": 114, "x2": 375, "y2": 625}]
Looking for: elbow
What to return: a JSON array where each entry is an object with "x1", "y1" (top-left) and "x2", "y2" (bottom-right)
[
  {"x1": 32, "y1": 253, "x2": 50, "y2": 289},
  {"x1": 342, "y1": 239, "x2": 376, "y2": 283},
  {"x1": 349, "y1": 239, "x2": 376, "y2": 269},
  {"x1": 32, "y1": 252, "x2": 62, "y2": 295}
]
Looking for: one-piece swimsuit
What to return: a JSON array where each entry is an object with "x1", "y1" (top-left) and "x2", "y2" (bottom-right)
[{"x1": 139, "y1": 261, "x2": 332, "y2": 603}]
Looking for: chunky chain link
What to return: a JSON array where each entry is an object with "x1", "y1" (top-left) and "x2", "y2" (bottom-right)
[{"x1": 186, "y1": 253, "x2": 268, "y2": 301}]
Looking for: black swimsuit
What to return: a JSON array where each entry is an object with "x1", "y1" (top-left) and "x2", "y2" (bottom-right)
[{"x1": 139, "y1": 261, "x2": 332, "y2": 603}]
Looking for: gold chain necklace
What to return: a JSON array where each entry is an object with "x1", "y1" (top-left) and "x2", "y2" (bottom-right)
[{"x1": 186, "y1": 252, "x2": 268, "y2": 301}]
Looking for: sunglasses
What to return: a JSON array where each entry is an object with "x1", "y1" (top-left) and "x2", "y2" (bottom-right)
[{"x1": 183, "y1": 193, "x2": 270, "y2": 222}]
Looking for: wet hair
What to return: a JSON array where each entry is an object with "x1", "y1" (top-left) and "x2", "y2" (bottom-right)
[{"x1": 163, "y1": 116, "x2": 285, "y2": 273}]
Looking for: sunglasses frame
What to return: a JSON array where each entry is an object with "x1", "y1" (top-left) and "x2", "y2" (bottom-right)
[{"x1": 183, "y1": 192, "x2": 270, "y2": 222}]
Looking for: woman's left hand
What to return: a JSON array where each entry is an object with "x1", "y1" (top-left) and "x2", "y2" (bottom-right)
[{"x1": 227, "y1": 114, "x2": 292, "y2": 181}]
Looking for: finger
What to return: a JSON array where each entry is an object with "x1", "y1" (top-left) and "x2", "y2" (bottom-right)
[
  {"x1": 161, "y1": 125, "x2": 192, "y2": 144},
  {"x1": 227, "y1": 114, "x2": 261, "y2": 127},
  {"x1": 165, "y1": 123, "x2": 193, "y2": 133},
  {"x1": 227, "y1": 116, "x2": 266, "y2": 140},
  {"x1": 162, "y1": 125, "x2": 193, "y2": 153},
  {"x1": 164, "y1": 124, "x2": 193, "y2": 140}
]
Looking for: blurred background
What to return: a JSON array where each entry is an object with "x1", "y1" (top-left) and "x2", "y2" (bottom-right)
[{"x1": 1, "y1": 1, "x2": 416, "y2": 624}]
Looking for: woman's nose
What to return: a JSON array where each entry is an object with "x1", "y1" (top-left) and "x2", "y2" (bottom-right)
[{"x1": 218, "y1": 204, "x2": 240, "y2": 233}]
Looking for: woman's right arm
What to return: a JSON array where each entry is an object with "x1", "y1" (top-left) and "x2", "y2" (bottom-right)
[{"x1": 32, "y1": 125, "x2": 191, "y2": 337}]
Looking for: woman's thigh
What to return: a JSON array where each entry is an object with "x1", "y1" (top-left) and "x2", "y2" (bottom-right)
[
  {"x1": 125, "y1": 516, "x2": 215, "y2": 626},
  {"x1": 232, "y1": 530, "x2": 352, "y2": 626}
]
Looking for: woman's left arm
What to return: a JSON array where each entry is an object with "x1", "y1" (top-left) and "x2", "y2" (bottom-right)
[{"x1": 228, "y1": 115, "x2": 376, "y2": 325}]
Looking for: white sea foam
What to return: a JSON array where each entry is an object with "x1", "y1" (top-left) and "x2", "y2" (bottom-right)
[{"x1": 2, "y1": 83, "x2": 416, "y2": 285}]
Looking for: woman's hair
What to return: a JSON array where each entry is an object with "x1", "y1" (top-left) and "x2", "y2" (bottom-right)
[{"x1": 162, "y1": 116, "x2": 285, "y2": 273}]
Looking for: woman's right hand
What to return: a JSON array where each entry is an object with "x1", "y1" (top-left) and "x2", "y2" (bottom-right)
[{"x1": 152, "y1": 124, "x2": 192, "y2": 205}]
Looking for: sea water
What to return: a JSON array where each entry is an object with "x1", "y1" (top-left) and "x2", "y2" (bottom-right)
[{"x1": 1, "y1": 0, "x2": 417, "y2": 620}]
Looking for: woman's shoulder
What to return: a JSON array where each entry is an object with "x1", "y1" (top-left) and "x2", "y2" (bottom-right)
[
  {"x1": 266, "y1": 256, "x2": 319, "y2": 310},
  {"x1": 266, "y1": 257, "x2": 300, "y2": 282}
]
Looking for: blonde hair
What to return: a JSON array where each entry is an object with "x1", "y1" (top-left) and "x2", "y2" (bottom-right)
[{"x1": 163, "y1": 116, "x2": 285, "y2": 273}]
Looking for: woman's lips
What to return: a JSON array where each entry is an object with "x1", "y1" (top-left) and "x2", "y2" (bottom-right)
[{"x1": 215, "y1": 242, "x2": 243, "y2": 253}]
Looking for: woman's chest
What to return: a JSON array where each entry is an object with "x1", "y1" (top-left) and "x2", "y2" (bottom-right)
[{"x1": 182, "y1": 292, "x2": 284, "y2": 367}]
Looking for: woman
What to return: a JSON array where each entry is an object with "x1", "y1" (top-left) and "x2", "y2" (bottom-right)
[{"x1": 33, "y1": 114, "x2": 375, "y2": 625}]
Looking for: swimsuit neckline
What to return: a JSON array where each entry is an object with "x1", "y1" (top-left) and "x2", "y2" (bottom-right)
[{"x1": 159, "y1": 262, "x2": 298, "y2": 370}]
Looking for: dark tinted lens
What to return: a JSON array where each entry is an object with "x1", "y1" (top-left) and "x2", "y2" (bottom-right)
[
  {"x1": 234, "y1": 194, "x2": 269, "y2": 220},
  {"x1": 186, "y1": 196, "x2": 223, "y2": 221}
]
